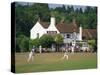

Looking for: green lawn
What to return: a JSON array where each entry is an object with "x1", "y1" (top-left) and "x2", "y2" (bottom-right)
[{"x1": 15, "y1": 52, "x2": 97, "y2": 73}]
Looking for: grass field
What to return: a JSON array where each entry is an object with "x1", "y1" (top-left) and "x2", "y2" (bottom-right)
[{"x1": 15, "y1": 52, "x2": 97, "y2": 73}]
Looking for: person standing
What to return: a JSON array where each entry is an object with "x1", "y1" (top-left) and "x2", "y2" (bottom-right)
[
  {"x1": 39, "y1": 45, "x2": 42, "y2": 53},
  {"x1": 61, "y1": 50, "x2": 69, "y2": 60},
  {"x1": 27, "y1": 46, "x2": 35, "y2": 62},
  {"x1": 61, "y1": 44, "x2": 69, "y2": 60}
]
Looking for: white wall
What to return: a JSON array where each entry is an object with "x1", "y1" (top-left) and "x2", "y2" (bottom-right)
[
  {"x1": 46, "y1": 17, "x2": 60, "y2": 33},
  {"x1": 61, "y1": 32, "x2": 80, "y2": 43},
  {"x1": 30, "y1": 17, "x2": 60, "y2": 39},
  {"x1": 30, "y1": 17, "x2": 81, "y2": 42},
  {"x1": 79, "y1": 26, "x2": 82, "y2": 41},
  {"x1": 30, "y1": 22, "x2": 46, "y2": 39}
]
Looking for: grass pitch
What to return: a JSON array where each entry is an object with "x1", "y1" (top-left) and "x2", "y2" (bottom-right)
[{"x1": 15, "y1": 52, "x2": 97, "y2": 73}]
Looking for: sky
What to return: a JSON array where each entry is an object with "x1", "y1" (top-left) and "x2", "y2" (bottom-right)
[
  {"x1": 48, "y1": 4, "x2": 86, "y2": 11},
  {"x1": 16, "y1": 2, "x2": 95, "y2": 11}
]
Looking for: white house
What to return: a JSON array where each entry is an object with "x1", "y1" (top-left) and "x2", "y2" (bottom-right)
[
  {"x1": 30, "y1": 17, "x2": 82, "y2": 44},
  {"x1": 46, "y1": 17, "x2": 60, "y2": 34},
  {"x1": 30, "y1": 21, "x2": 46, "y2": 39},
  {"x1": 30, "y1": 17, "x2": 60, "y2": 39},
  {"x1": 30, "y1": 17, "x2": 82, "y2": 43}
]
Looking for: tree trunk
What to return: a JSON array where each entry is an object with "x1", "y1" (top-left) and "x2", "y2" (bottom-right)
[{"x1": 56, "y1": 44, "x2": 58, "y2": 52}]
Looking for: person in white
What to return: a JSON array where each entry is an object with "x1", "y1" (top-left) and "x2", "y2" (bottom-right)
[
  {"x1": 61, "y1": 44, "x2": 69, "y2": 60},
  {"x1": 61, "y1": 51, "x2": 69, "y2": 60},
  {"x1": 71, "y1": 46, "x2": 74, "y2": 53},
  {"x1": 39, "y1": 45, "x2": 42, "y2": 53},
  {"x1": 71, "y1": 41, "x2": 76, "y2": 53},
  {"x1": 27, "y1": 46, "x2": 35, "y2": 62}
]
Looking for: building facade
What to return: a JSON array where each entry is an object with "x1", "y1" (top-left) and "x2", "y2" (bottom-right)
[{"x1": 30, "y1": 17, "x2": 96, "y2": 44}]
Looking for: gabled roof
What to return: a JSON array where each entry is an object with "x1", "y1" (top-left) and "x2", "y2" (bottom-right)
[
  {"x1": 56, "y1": 22, "x2": 79, "y2": 33},
  {"x1": 38, "y1": 21, "x2": 79, "y2": 33},
  {"x1": 82, "y1": 29, "x2": 97, "y2": 39},
  {"x1": 37, "y1": 18, "x2": 79, "y2": 33}
]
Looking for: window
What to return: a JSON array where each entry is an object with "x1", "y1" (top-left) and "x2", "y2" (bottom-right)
[
  {"x1": 37, "y1": 33, "x2": 39, "y2": 38},
  {"x1": 47, "y1": 31, "x2": 57, "y2": 34},
  {"x1": 66, "y1": 34, "x2": 70, "y2": 38}
]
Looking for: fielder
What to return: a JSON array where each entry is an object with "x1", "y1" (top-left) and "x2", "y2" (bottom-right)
[
  {"x1": 61, "y1": 44, "x2": 69, "y2": 60},
  {"x1": 61, "y1": 51, "x2": 69, "y2": 60},
  {"x1": 27, "y1": 46, "x2": 35, "y2": 62}
]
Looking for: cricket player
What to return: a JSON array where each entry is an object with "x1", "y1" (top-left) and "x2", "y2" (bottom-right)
[
  {"x1": 61, "y1": 50, "x2": 69, "y2": 60},
  {"x1": 27, "y1": 46, "x2": 35, "y2": 62},
  {"x1": 61, "y1": 44, "x2": 69, "y2": 60}
]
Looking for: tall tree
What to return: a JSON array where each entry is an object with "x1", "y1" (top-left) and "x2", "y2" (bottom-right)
[{"x1": 54, "y1": 34, "x2": 63, "y2": 52}]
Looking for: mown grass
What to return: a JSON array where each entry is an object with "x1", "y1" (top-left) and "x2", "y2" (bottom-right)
[{"x1": 15, "y1": 52, "x2": 97, "y2": 73}]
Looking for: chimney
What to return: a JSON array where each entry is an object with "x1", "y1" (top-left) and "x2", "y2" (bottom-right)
[
  {"x1": 50, "y1": 17, "x2": 55, "y2": 25},
  {"x1": 79, "y1": 25, "x2": 82, "y2": 41}
]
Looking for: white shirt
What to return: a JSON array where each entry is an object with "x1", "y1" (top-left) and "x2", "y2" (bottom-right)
[{"x1": 32, "y1": 48, "x2": 35, "y2": 52}]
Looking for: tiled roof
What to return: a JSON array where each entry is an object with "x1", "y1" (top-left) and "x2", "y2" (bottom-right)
[
  {"x1": 56, "y1": 22, "x2": 78, "y2": 33},
  {"x1": 82, "y1": 29, "x2": 97, "y2": 39},
  {"x1": 38, "y1": 21, "x2": 97, "y2": 39},
  {"x1": 39, "y1": 21, "x2": 79, "y2": 33}
]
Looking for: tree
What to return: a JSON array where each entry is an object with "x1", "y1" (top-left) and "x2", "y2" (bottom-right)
[
  {"x1": 16, "y1": 35, "x2": 29, "y2": 52},
  {"x1": 32, "y1": 3, "x2": 50, "y2": 22},
  {"x1": 29, "y1": 38, "x2": 40, "y2": 50},
  {"x1": 15, "y1": 3, "x2": 50, "y2": 37},
  {"x1": 39, "y1": 35, "x2": 54, "y2": 48},
  {"x1": 15, "y1": 2, "x2": 97, "y2": 52},
  {"x1": 54, "y1": 34, "x2": 63, "y2": 52},
  {"x1": 79, "y1": 8, "x2": 83, "y2": 13},
  {"x1": 88, "y1": 39, "x2": 97, "y2": 52}
]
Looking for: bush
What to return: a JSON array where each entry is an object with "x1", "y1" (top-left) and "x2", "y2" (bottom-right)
[
  {"x1": 54, "y1": 34, "x2": 63, "y2": 45},
  {"x1": 39, "y1": 34, "x2": 54, "y2": 48},
  {"x1": 78, "y1": 42, "x2": 83, "y2": 47},
  {"x1": 88, "y1": 39, "x2": 97, "y2": 52},
  {"x1": 16, "y1": 35, "x2": 29, "y2": 52},
  {"x1": 54, "y1": 34, "x2": 64, "y2": 51},
  {"x1": 29, "y1": 38, "x2": 40, "y2": 50}
]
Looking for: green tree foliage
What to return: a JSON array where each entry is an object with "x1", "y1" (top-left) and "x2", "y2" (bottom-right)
[
  {"x1": 31, "y1": 3, "x2": 50, "y2": 22},
  {"x1": 15, "y1": 2, "x2": 97, "y2": 52},
  {"x1": 29, "y1": 38, "x2": 40, "y2": 50},
  {"x1": 15, "y1": 5, "x2": 35, "y2": 37},
  {"x1": 15, "y1": 3, "x2": 50, "y2": 37},
  {"x1": 54, "y1": 34, "x2": 63, "y2": 45},
  {"x1": 39, "y1": 35, "x2": 54, "y2": 48},
  {"x1": 16, "y1": 35, "x2": 29, "y2": 52},
  {"x1": 15, "y1": 3, "x2": 97, "y2": 38},
  {"x1": 54, "y1": 34, "x2": 63, "y2": 51},
  {"x1": 88, "y1": 39, "x2": 97, "y2": 52}
]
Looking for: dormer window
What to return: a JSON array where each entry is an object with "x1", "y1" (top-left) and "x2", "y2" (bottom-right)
[{"x1": 47, "y1": 31, "x2": 57, "y2": 34}]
